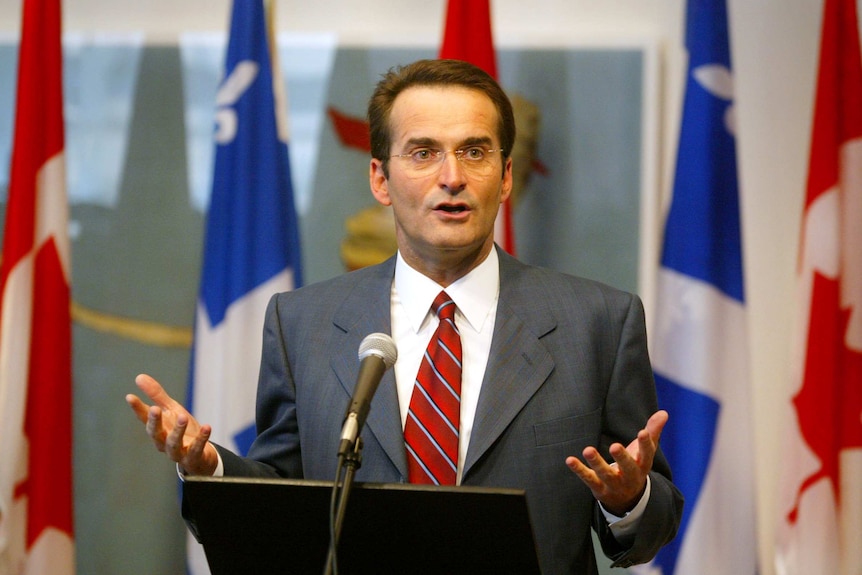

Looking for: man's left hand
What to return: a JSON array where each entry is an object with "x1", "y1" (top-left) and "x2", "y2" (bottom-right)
[{"x1": 565, "y1": 410, "x2": 669, "y2": 517}]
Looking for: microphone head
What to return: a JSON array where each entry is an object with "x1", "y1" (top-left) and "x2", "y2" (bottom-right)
[{"x1": 358, "y1": 332, "x2": 398, "y2": 369}]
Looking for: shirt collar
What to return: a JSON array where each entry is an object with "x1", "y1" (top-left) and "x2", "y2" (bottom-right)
[{"x1": 394, "y1": 248, "x2": 500, "y2": 334}]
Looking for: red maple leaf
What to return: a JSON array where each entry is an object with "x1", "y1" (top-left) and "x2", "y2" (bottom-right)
[
  {"x1": 788, "y1": 271, "x2": 862, "y2": 522},
  {"x1": 12, "y1": 239, "x2": 74, "y2": 547}
]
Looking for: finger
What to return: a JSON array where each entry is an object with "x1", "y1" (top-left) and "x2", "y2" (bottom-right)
[
  {"x1": 646, "y1": 410, "x2": 669, "y2": 440},
  {"x1": 164, "y1": 413, "x2": 189, "y2": 462},
  {"x1": 634, "y1": 411, "x2": 667, "y2": 468},
  {"x1": 609, "y1": 441, "x2": 637, "y2": 468},
  {"x1": 135, "y1": 373, "x2": 179, "y2": 411},
  {"x1": 635, "y1": 428, "x2": 658, "y2": 469},
  {"x1": 565, "y1": 454, "x2": 590, "y2": 475},
  {"x1": 185, "y1": 424, "x2": 212, "y2": 465},
  {"x1": 612, "y1": 439, "x2": 647, "y2": 479},
  {"x1": 581, "y1": 446, "x2": 617, "y2": 481},
  {"x1": 609, "y1": 441, "x2": 629, "y2": 461},
  {"x1": 125, "y1": 394, "x2": 150, "y2": 424},
  {"x1": 565, "y1": 455, "x2": 602, "y2": 490},
  {"x1": 146, "y1": 406, "x2": 168, "y2": 451}
]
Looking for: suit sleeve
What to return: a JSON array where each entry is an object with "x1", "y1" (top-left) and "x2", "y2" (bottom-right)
[
  {"x1": 181, "y1": 294, "x2": 301, "y2": 536},
  {"x1": 191, "y1": 294, "x2": 303, "y2": 482},
  {"x1": 239, "y1": 293, "x2": 305, "y2": 477},
  {"x1": 591, "y1": 293, "x2": 684, "y2": 567}
]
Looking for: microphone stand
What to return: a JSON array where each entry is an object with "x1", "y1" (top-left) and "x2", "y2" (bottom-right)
[{"x1": 323, "y1": 437, "x2": 363, "y2": 575}]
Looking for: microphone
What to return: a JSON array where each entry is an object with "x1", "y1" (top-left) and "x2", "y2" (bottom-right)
[{"x1": 338, "y1": 333, "x2": 397, "y2": 456}]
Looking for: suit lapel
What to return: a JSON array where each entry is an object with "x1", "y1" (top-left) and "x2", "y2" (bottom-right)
[
  {"x1": 463, "y1": 250, "x2": 557, "y2": 477},
  {"x1": 329, "y1": 257, "x2": 409, "y2": 478}
]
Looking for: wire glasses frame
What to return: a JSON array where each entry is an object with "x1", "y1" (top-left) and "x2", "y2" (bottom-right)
[{"x1": 389, "y1": 146, "x2": 504, "y2": 177}]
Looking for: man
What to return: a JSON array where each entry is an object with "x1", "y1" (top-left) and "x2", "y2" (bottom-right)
[{"x1": 127, "y1": 59, "x2": 682, "y2": 574}]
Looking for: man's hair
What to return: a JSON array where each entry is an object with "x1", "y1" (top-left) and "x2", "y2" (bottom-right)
[{"x1": 367, "y1": 59, "x2": 516, "y2": 176}]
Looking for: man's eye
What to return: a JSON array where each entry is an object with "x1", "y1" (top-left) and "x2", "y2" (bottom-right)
[
  {"x1": 461, "y1": 147, "x2": 486, "y2": 160},
  {"x1": 412, "y1": 149, "x2": 436, "y2": 161}
]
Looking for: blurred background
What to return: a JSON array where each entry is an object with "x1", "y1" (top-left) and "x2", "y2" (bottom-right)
[{"x1": 0, "y1": 1, "x2": 835, "y2": 574}]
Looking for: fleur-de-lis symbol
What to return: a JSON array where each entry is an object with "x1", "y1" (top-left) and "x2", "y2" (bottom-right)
[
  {"x1": 214, "y1": 60, "x2": 259, "y2": 144},
  {"x1": 693, "y1": 64, "x2": 735, "y2": 136}
]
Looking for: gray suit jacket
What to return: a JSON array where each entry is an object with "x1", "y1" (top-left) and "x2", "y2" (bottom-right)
[{"x1": 204, "y1": 247, "x2": 682, "y2": 574}]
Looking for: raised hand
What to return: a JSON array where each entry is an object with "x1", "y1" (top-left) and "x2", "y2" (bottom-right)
[
  {"x1": 565, "y1": 410, "x2": 668, "y2": 516},
  {"x1": 125, "y1": 373, "x2": 219, "y2": 476}
]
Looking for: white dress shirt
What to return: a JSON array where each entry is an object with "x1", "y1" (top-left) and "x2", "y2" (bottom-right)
[{"x1": 391, "y1": 248, "x2": 500, "y2": 485}]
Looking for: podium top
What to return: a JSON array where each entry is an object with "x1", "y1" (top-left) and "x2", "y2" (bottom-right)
[{"x1": 183, "y1": 476, "x2": 541, "y2": 575}]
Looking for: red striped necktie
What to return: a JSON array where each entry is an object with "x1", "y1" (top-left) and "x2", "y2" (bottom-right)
[{"x1": 404, "y1": 291, "x2": 462, "y2": 485}]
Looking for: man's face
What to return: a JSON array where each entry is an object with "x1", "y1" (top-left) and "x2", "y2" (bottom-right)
[{"x1": 370, "y1": 85, "x2": 513, "y2": 267}]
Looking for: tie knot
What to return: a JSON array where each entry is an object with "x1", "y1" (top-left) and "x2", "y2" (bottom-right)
[{"x1": 432, "y1": 291, "x2": 456, "y2": 321}]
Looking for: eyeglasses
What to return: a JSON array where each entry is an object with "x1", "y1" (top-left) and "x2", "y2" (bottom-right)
[{"x1": 389, "y1": 146, "x2": 504, "y2": 177}]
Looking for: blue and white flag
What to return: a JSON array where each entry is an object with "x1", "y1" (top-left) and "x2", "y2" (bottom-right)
[
  {"x1": 639, "y1": 1, "x2": 758, "y2": 574},
  {"x1": 185, "y1": 0, "x2": 302, "y2": 572}
]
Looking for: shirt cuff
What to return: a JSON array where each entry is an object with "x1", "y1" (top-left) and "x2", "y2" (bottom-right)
[
  {"x1": 175, "y1": 450, "x2": 225, "y2": 480},
  {"x1": 600, "y1": 475, "x2": 651, "y2": 544}
]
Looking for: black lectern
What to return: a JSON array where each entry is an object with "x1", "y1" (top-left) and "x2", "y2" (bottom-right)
[{"x1": 183, "y1": 476, "x2": 541, "y2": 575}]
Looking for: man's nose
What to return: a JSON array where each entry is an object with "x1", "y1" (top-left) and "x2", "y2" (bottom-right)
[{"x1": 437, "y1": 151, "x2": 468, "y2": 191}]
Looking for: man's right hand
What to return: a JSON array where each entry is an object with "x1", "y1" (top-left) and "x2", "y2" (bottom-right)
[{"x1": 126, "y1": 373, "x2": 219, "y2": 476}]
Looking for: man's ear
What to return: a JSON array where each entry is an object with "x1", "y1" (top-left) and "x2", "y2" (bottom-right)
[
  {"x1": 500, "y1": 156, "x2": 513, "y2": 204},
  {"x1": 369, "y1": 158, "x2": 392, "y2": 206}
]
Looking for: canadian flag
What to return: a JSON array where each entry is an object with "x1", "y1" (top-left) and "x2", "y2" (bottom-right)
[
  {"x1": 776, "y1": 0, "x2": 862, "y2": 573},
  {"x1": 0, "y1": 0, "x2": 75, "y2": 573},
  {"x1": 438, "y1": 0, "x2": 515, "y2": 254}
]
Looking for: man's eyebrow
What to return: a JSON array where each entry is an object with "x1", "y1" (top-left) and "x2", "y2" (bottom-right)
[
  {"x1": 459, "y1": 136, "x2": 495, "y2": 148},
  {"x1": 402, "y1": 136, "x2": 495, "y2": 149},
  {"x1": 403, "y1": 137, "x2": 439, "y2": 149}
]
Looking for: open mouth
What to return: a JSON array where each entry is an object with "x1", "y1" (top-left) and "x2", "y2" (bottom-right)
[{"x1": 437, "y1": 204, "x2": 468, "y2": 213}]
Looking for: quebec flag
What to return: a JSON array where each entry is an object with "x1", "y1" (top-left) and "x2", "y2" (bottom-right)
[
  {"x1": 637, "y1": 0, "x2": 758, "y2": 574},
  {"x1": 185, "y1": 0, "x2": 302, "y2": 572}
]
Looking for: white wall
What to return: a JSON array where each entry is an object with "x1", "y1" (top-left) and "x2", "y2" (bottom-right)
[{"x1": 0, "y1": 2, "x2": 826, "y2": 574}]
